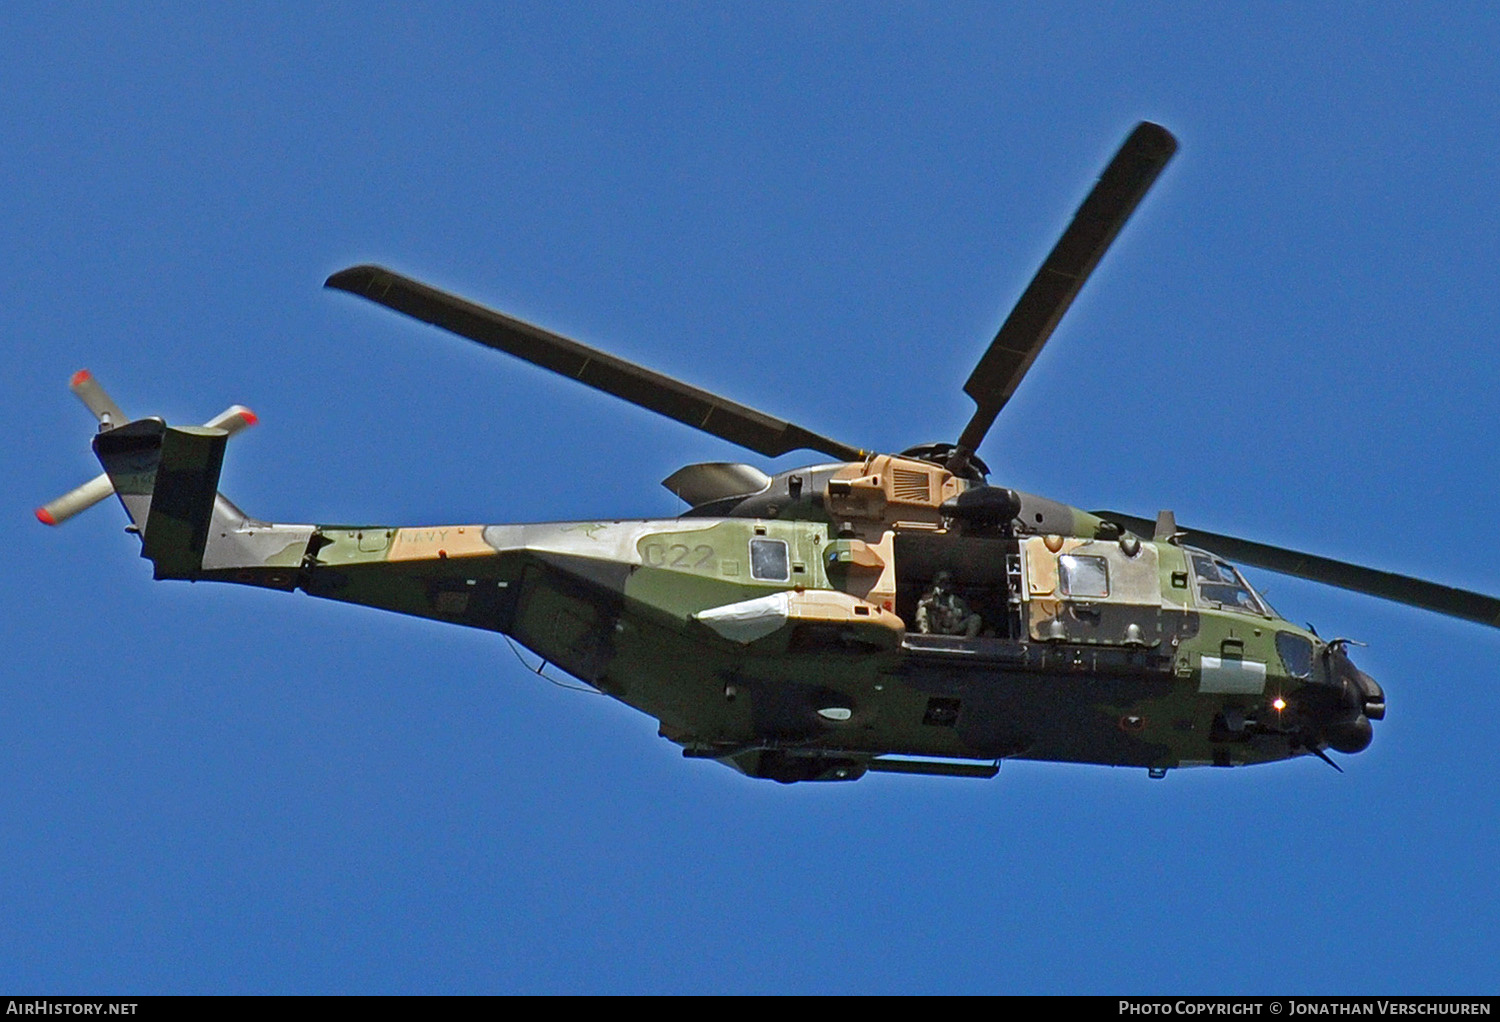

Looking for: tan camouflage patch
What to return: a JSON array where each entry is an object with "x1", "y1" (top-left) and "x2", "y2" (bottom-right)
[{"x1": 388, "y1": 525, "x2": 495, "y2": 562}]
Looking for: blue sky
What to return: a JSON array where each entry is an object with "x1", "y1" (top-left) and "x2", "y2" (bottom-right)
[{"x1": 6, "y1": 3, "x2": 1500, "y2": 994}]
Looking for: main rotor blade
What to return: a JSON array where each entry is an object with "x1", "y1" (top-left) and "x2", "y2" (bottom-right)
[
  {"x1": 1097, "y1": 512, "x2": 1500, "y2": 629},
  {"x1": 326, "y1": 266, "x2": 864, "y2": 462},
  {"x1": 957, "y1": 122, "x2": 1178, "y2": 454}
]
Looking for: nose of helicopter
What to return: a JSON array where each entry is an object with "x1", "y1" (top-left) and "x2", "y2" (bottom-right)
[
  {"x1": 1318, "y1": 646, "x2": 1386, "y2": 755},
  {"x1": 1353, "y1": 664, "x2": 1386, "y2": 721}
]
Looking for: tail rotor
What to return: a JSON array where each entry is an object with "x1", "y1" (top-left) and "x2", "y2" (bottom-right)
[{"x1": 35, "y1": 370, "x2": 258, "y2": 526}]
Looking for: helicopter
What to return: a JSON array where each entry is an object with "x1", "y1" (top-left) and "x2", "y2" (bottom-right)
[{"x1": 39, "y1": 121, "x2": 1500, "y2": 783}]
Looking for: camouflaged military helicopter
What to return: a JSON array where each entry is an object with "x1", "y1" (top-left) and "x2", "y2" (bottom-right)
[{"x1": 40, "y1": 122, "x2": 1500, "y2": 783}]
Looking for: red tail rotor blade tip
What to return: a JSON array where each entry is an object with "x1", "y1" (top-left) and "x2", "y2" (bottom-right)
[
  {"x1": 239, "y1": 408, "x2": 259, "y2": 426},
  {"x1": 69, "y1": 369, "x2": 92, "y2": 387},
  {"x1": 35, "y1": 507, "x2": 57, "y2": 526}
]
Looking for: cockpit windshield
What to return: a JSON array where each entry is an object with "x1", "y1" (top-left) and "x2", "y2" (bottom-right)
[{"x1": 1189, "y1": 550, "x2": 1267, "y2": 616}]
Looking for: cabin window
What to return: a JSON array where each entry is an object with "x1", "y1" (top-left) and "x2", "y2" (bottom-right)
[
  {"x1": 750, "y1": 537, "x2": 790, "y2": 582},
  {"x1": 1276, "y1": 632, "x2": 1314, "y2": 678},
  {"x1": 1191, "y1": 552, "x2": 1265, "y2": 615},
  {"x1": 1059, "y1": 554, "x2": 1109, "y2": 599}
]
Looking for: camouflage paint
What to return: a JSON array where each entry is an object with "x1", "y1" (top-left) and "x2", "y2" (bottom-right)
[{"x1": 90, "y1": 421, "x2": 1371, "y2": 782}]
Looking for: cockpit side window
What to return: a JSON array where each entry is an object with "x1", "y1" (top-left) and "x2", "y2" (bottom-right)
[
  {"x1": 1276, "y1": 632, "x2": 1314, "y2": 678},
  {"x1": 1190, "y1": 552, "x2": 1265, "y2": 615}
]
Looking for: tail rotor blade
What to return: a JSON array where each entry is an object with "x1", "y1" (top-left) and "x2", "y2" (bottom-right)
[
  {"x1": 69, "y1": 369, "x2": 129, "y2": 427},
  {"x1": 37, "y1": 396, "x2": 258, "y2": 527},
  {"x1": 36, "y1": 474, "x2": 115, "y2": 526}
]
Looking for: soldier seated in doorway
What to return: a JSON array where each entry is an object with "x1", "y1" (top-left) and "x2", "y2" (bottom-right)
[{"x1": 915, "y1": 570, "x2": 983, "y2": 638}]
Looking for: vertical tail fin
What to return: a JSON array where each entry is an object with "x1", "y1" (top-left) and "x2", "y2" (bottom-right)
[
  {"x1": 90, "y1": 417, "x2": 313, "y2": 588},
  {"x1": 94, "y1": 419, "x2": 228, "y2": 577},
  {"x1": 91, "y1": 418, "x2": 174, "y2": 530}
]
